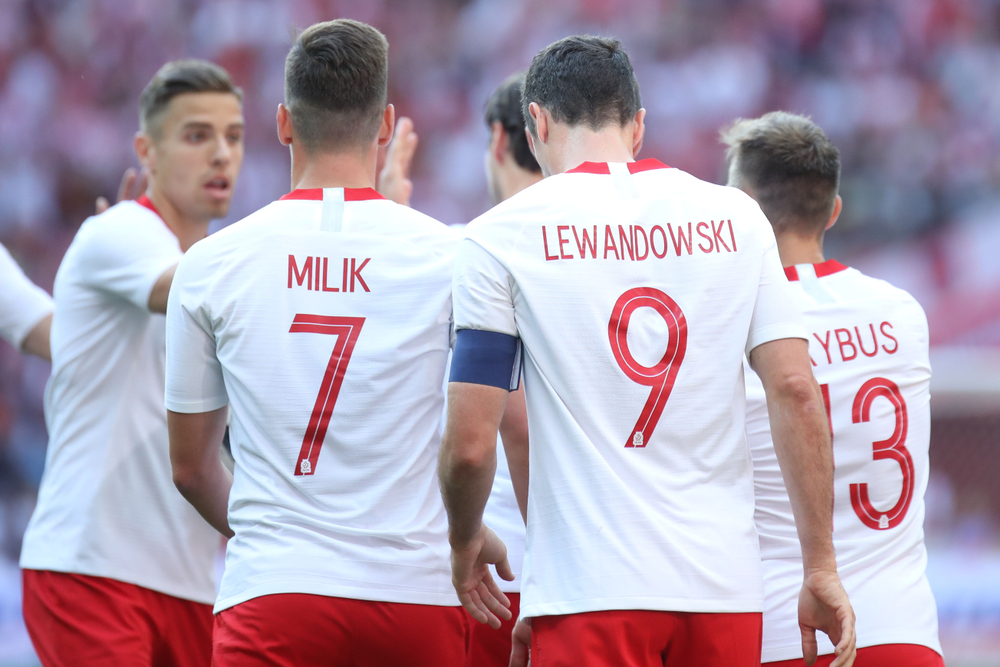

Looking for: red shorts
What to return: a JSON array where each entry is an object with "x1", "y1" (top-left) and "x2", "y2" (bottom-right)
[
  {"x1": 467, "y1": 592, "x2": 520, "y2": 667},
  {"x1": 532, "y1": 609, "x2": 762, "y2": 667},
  {"x1": 766, "y1": 643, "x2": 944, "y2": 667},
  {"x1": 22, "y1": 568, "x2": 213, "y2": 667},
  {"x1": 212, "y1": 593, "x2": 469, "y2": 667}
]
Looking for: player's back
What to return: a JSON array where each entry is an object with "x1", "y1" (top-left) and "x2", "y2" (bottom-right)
[
  {"x1": 456, "y1": 159, "x2": 803, "y2": 618},
  {"x1": 166, "y1": 187, "x2": 461, "y2": 612},
  {"x1": 746, "y1": 260, "x2": 940, "y2": 660}
]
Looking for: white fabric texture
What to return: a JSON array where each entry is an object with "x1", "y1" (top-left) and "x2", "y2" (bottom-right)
[
  {"x1": 165, "y1": 189, "x2": 462, "y2": 612},
  {"x1": 0, "y1": 243, "x2": 53, "y2": 349},
  {"x1": 452, "y1": 161, "x2": 807, "y2": 618},
  {"x1": 746, "y1": 262, "x2": 941, "y2": 661},
  {"x1": 20, "y1": 200, "x2": 219, "y2": 605}
]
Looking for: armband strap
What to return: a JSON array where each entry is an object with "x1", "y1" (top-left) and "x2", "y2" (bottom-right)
[{"x1": 450, "y1": 329, "x2": 522, "y2": 391}]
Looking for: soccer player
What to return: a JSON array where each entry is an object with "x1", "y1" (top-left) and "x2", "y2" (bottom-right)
[
  {"x1": 19, "y1": 59, "x2": 244, "y2": 667},
  {"x1": 0, "y1": 244, "x2": 53, "y2": 361},
  {"x1": 165, "y1": 20, "x2": 468, "y2": 666},
  {"x1": 723, "y1": 112, "x2": 943, "y2": 667},
  {"x1": 466, "y1": 72, "x2": 541, "y2": 667},
  {"x1": 439, "y1": 35, "x2": 857, "y2": 667}
]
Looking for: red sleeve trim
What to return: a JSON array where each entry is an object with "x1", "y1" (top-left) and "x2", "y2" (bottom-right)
[
  {"x1": 279, "y1": 187, "x2": 386, "y2": 202},
  {"x1": 785, "y1": 259, "x2": 848, "y2": 281},
  {"x1": 565, "y1": 159, "x2": 671, "y2": 175}
]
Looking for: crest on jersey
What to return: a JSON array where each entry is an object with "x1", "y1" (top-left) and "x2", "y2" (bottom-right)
[
  {"x1": 632, "y1": 432, "x2": 644, "y2": 447},
  {"x1": 300, "y1": 459, "x2": 312, "y2": 475}
]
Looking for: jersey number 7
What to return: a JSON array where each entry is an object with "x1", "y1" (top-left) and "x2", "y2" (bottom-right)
[
  {"x1": 289, "y1": 314, "x2": 365, "y2": 476},
  {"x1": 608, "y1": 287, "x2": 688, "y2": 448}
]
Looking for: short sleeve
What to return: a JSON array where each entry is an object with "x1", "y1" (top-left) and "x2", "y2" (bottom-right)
[
  {"x1": 452, "y1": 238, "x2": 518, "y2": 337},
  {"x1": 745, "y1": 221, "x2": 808, "y2": 355},
  {"x1": 164, "y1": 251, "x2": 229, "y2": 413},
  {"x1": 76, "y1": 207, "x2": 180, "y2": 311},
  {"x1": 0, "y1": 244, "x2": 53, "y2": 349}
]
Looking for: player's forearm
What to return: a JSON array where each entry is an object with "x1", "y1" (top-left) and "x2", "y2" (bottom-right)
[
  {"x1": 766, "y1": 375, "x2": 836, "y2": 572},
  {"x1": 21, "y1": 313, "x2": 52, "y2": 361},
  {"x1": 439, "y1": 382, "x2": 507, "y2": 547},
  {"x1": 499, "y1": 385, "x2": 529, "y2": 523},
  {"x1": 168, "y1": 408, "x2": 234, "y2": 538}
]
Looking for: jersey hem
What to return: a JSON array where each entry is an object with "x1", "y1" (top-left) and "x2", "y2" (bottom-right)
[
  {"x1": 214, "y1": 581, "x2": 461, "y2": 614},
  {"x1": 520, "y1": 595, "x2": 763, "y2": 618},
  {"x1": 762, "y1": 636, "x2": 943, "y2": 663},
  {"x1": 746, "y1": 325, "x2": 809, "y2": 355},
  {"x1": 11, "y1": 304, "x2": 53, "y2": 349},
  {"x1": 164, "y1": 394, "x2": 230, "y2": 414}
]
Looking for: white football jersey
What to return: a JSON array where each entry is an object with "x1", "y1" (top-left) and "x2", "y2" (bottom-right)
[
  {"x1": 746, "y1": 260, "x2": 941, "y2": 661},
  {"x1": 20, "y1": 197, "x2": 220, "y2": 604},
  {"x1": 453, "y1": 160, "x2": 806, "y2": 618},
  {"x1": 165, "y1": 187, "x2": 462, "y2": 613},
  {"x1": 0, "y1": 242, "x2": 53, "y2": 350}
]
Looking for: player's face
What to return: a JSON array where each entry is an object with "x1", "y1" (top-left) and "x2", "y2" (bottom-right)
[{"x1": 143, "y1": 92, "x2": 244, "y2": 222}]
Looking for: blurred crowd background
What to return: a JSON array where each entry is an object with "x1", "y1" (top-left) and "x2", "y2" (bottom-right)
[{"x1": 1, "y1": 0, "x2": 999, "y2": 664}]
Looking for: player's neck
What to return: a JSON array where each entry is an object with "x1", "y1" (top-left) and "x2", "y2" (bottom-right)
[
  {"x1": 500, "y1": 168, "x2": 543, "y2": 201},
  {"x1": 146, "y1": 188, "x2": 210, "y2": 253},
  {"x1": 544, "y1": 125, "x2": 636, "y2": 176},
  {"x1": 775, "y1": 231, "x2": 826, "y2": 268},
  {"x1": 289, "y1": 146, "x2": 377, "y2": 192}
]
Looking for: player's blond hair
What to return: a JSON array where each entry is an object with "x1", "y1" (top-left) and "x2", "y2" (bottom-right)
[{"x1": 721, "y1": 111, "x2": 840, "y2": 237}]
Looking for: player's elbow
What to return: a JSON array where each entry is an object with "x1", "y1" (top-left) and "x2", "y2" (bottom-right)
[
  {"x1": 171, "y1": 459, "x2": 203, "y2": 500},
  {"x1": 440, "y1": 428, "x2": 495, "y2": 478},
  {"x1": 768, "y1": 372, "x2": 821, "y2": 411}
]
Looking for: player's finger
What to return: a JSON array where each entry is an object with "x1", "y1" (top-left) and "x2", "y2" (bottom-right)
[
  {"x1": 482, "y1": 569, "x2": 512, "y2": 608},
  {"x1": 469, "y1": 587, "x2": 502, "y2": 629},
  {"x1": 800, "y1": 625, "x2": 818, "y2": 666},
  {"x1": 117, "y1": 168, "x2": 137, "y2": 204},
  {"x1": 829, "y1": 618, "x2": 856, "y2": 667},
  {"x1": 95, "y1": 197, "x2": 110, "y2": 215},
  {"x1": 133, "y1": 170, "x2": 148, "y2": 200},
  {"x1": 495, "y1": 554, "x2": 516, "y2": 582},
  {"x1": 509, "y1": 622, "x2": 530, "y2": 667},
  {"x1": 458, "y1": 590, "x2": 489, "y2": 626},
  {"x1": 389, "y1": 117, "x2": 418, "y2": 163},
  {"x1": 477, "y1": 579, "x2": 513, "y2": 621}
]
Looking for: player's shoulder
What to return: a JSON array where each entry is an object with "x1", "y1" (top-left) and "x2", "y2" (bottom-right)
[
  {"x1": 838, "y1": 266, "x2": 924, "y2": 309},
  {"x1": 368, "y1": 199, "x2": 460, "y2": 249},
  {"x1": 78, "y1": 200, "x2": 172, "y2": 242}
]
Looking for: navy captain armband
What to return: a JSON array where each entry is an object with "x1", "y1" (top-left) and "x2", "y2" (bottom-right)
[{"x1": 450, "y1": 329, "x2": 522, "y2": 391}]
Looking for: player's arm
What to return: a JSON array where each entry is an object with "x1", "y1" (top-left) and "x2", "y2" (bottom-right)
[
  {"x1": 750, "y1": 337, "x2": 855, "y2": 667},
  {"x1": 377, "y1": 116, "x2": 418, "y2": 206},
  {"x1": 148, "y1": 264, "x2": 177, "y2": 314},
  {"x1": 499, "y1": 382, "x2": 528, "y2": 522},
  {"x1": 21, "y1": 313, "x2": 52, "y2": 361},
  {"x1": 168, "y1": 407, "x2": 233, "y2": 537}
]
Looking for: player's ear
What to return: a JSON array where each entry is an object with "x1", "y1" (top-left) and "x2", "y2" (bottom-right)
[
  {"x1": 134, "y1": 132, "x2": 154, "y2": 172},
  {"x1": 490, "y1": 121, "x2": 508, "y2": 165},
  {"x1": 276, "y1": 104, "x2": 293, "y2": 147},
  {"x1": 377, "y1": 104, "x2": 395, "y2": 148},
  {"x1": 826, "y1": 195, "x2": 843, "y2": 231},
  {"x1": 630, "y1": 108, "x2": 646, "y2": 159},
  {"x1": 529, "y1": 103, "x2": 548, "y2": 144}
]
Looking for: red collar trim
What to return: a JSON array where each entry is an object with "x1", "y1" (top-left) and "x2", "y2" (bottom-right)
[
  {"x1": 784, "y1": 259, "x2": 848, "y2": 281},
  {"x1": 565, "y1": 159, "x2": 671, "y2": 175},
  {"x1": 279, "y1": 187, "x2": 386, "y2": 202},
  {"x1": 136, "y1": 194, "x2": 160, "y2": 217}
]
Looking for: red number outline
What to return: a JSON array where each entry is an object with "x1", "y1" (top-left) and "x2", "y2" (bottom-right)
[
  {"x1": 849, "y1": 377, "x2": 914, "y2": 530},
  {"x1": 289, "y1": 314, "x2": 365, "y2": 476},
  {"x1": 608, "y1": 287, "x2": 687, "y2": 448}
]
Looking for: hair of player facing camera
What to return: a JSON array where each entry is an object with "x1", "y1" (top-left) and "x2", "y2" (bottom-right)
[
  {"x1": 484, "y1": 73, "x2": 541, "y2": 174},
  {"x1": 721, "y1": 111, "x2": 841, "y2": 238},
  {"x1": 284, "y1": 19, "x2": 389, "y2": 154},
  {"x1": 522, "y1": 35, "x2": 642, "y2": 138},
  {"x1": 139, "y1": 59, "x2": 242, "y2": 139}
]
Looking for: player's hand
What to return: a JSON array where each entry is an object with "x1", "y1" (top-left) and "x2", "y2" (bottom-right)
[
  {"x1": 451, "y1": 523, "x2": 513, "y2": 629},
  {"x1": 509, "y1": 617, "x2": 532, "y2": 667},
  {"x1": 798, "y1": 569, "x2": 856, "y2": 667},
  {"x1": 377, "y1": 116, "x2": 418, "y2": 206},
  {"x1": 96, "y1": 167, "x2": 147, "y2": 214}
]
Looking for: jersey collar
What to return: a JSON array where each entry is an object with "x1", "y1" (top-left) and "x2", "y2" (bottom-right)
[
  {"x1": 565, "y1": 158, "x2": 671, "y2": 175},
  {"x1": 784, "y1": 259, "x2": 848, "y2": 281},
  {"x1": 136, "y1": 194, "x2": 161, "y2": 217},
  {"x1": 279, "y1": 187, "x2": 386, "y2": 202}
]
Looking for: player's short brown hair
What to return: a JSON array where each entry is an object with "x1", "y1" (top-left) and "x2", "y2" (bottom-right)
[
  {"x1": 721, "y1": 111, "x2": 840, "y2": 237},
  {"x1": 523, "y1": 35, "x2": 641, "y2": 137},
  {"x1": 484, "y1": 73, "x2": 540, "y2": 174},
  {"x1": 139, "y1": 60, "x2": 242, "y2": 138},
  {"x1": 284, "y1": 19, "x2": 389, "y2": 153}
]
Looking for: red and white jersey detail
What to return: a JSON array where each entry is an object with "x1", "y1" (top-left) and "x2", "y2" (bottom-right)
[
  {"x1": 20, "y1": 198, "x2": 219, "y2": 604},
  {"x1": 746, "y1": 260, "x2": 941, "y2": 661},
  {"x1": 0, "y1": 243, "x2": 53, "y2": 349},
  {"x1": 453, "y1": 160, "x2": 806, "y2": 618},
  {"x1": 165, "y1": 187, "x2": 461, "y2": 612}
]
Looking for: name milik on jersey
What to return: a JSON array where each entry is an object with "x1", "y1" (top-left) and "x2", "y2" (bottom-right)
[
  {"x1": 287, "y1": 255, "x2": 371, "y2": 293},
  {"x1": 541, "y1": 220, "x2": 738, "y2": 261}
]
